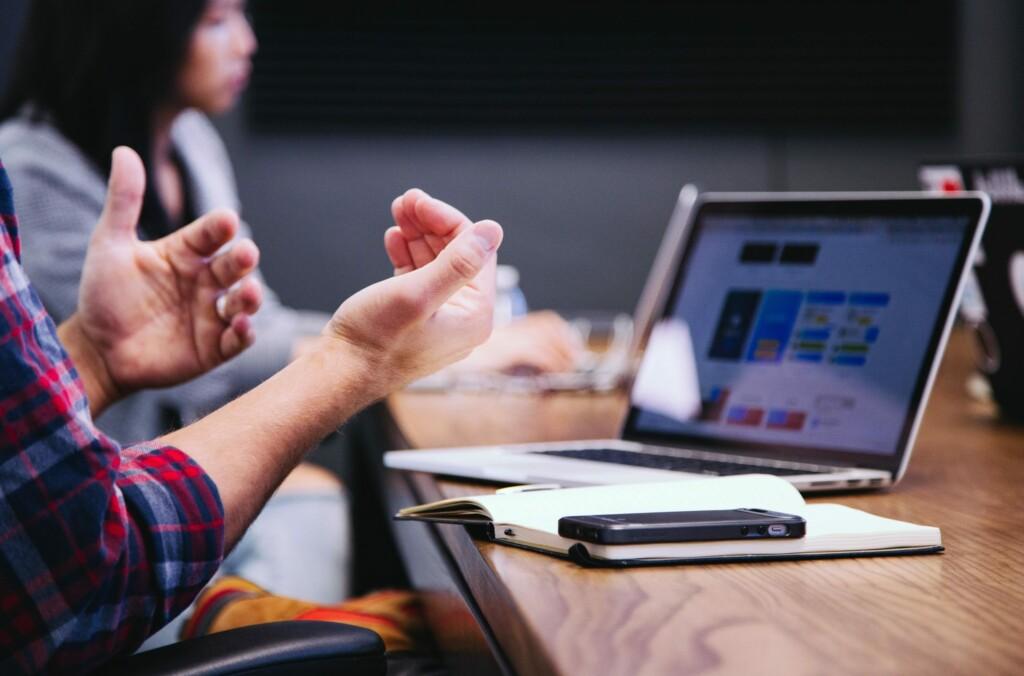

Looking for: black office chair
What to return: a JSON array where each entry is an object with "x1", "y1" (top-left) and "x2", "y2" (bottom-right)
[{"x1": 104, "y1": 621, "x2": 386, "y2": 675}]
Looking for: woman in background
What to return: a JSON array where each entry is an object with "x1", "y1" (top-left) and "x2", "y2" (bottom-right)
[
  {"x1": 0, "y1": 0, "x2": 324, "y2": 446},
  {"x1": 0, "y1": 1, "x2": 356, "y2": 648},
  {"x1": 0, "y1": 0, "x2": 579, "y2": 645}
]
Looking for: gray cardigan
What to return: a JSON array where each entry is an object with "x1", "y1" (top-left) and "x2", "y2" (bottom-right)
[{"x1": 0, "y1": 110, "x2": 328, "y2": 443}]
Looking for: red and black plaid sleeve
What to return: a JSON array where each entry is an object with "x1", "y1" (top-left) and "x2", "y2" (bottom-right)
[{"x1": 0, "y1": 162, "x2": 225, "y2": 674}]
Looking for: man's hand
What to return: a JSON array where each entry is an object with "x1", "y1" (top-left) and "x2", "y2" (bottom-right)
[
  {"x1": 452, "y1": 311, "x2": 585, "y2": 375},
  {"x1": 386, "y1": 189, "x2": 583, "y2": 376},
  {"x1": 322, "y1": 188, "x2": 502, "y2": 396},
  {"x1": 60, "y1": 147, "x2": 263, "y2": 415},
  {"x1": 163, "y1": 189, "x2": 501, "y2": 543},
  {"x1": 384, "y1": 188, "x2": 468, "y2": 274}
]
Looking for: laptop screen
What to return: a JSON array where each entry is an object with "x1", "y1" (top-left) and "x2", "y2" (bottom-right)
[{"x1": 624, "y1": 196, "x2": 985, "y2": 472}]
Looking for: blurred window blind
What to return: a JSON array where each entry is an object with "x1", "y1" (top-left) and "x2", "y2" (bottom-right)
[{"x1": 247, "y1": 0, "x2": 956, "y2": 132}]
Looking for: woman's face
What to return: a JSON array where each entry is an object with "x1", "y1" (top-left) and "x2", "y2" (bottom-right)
[{"x1": 176, "y1": 0, "x2": 257, "y2": 114}]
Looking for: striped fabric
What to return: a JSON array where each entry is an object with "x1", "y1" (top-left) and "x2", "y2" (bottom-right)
[
  {"x1": 0, "y1": 161, "x2": 225, "y2": 675},
  {"x1": 183, "y1": 577, "x2": 423, "y2": 654}
]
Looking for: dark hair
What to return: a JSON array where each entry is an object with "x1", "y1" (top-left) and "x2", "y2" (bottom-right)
[{"x1": 2, "y1": 0, "x2": 207, "y2": 237}]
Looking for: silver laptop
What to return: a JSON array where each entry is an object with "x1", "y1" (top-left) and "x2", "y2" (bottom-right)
[{"x1": 387, "y1": 192, "x2": 990, "y2": 492}]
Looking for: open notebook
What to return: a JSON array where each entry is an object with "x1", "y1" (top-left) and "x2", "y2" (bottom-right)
[{"x1": 395, "y1": 475, "x2": 942, "y2": 567}]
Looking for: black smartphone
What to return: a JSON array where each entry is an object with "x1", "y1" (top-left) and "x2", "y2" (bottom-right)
[{"x1": 558, "y1": 508, "x2": 806, "y2": 545}]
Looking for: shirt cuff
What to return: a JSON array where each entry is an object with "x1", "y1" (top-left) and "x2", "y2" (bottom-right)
[{"x1": 118, "y1": 443, "x2": 225, "y2": 628}]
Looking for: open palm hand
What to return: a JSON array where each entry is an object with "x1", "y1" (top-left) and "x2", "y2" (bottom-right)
[{"x1": 77, "y1": 147, "x2": 263, "y2": 394}]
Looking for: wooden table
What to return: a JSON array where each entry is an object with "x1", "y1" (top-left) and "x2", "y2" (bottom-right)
[{"x1": 385, "y1": 329, "x2": 1024, "y2": 675}]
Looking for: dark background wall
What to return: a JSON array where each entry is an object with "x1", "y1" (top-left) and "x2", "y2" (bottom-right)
[{"x1": 1, "y1": 0, "x2": 1021, "y2": 315}]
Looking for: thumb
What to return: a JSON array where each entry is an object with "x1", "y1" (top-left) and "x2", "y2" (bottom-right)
[
  {"x1": 95, "y1": 146, "x2": 146, "y2": 242},
  {"x1": 403, "y1": 220, "x2": 502, "y2": 316}
]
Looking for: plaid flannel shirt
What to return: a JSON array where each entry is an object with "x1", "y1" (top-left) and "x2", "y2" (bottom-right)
[{"x1": 0, "y1": 161, "x2": 225, "y2": 674}]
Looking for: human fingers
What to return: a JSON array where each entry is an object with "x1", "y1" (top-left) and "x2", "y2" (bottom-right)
[
  {"x1": 536, "y1": 331, "x2": 582, "y2": 368},
  {"x1": 393, "y1": 220, "x2": 502, "y2": 319},
  {"x1": 510, "y1": 324, "x2": 579, "y2": 371},
  {"x1": 94, "y1": 146, "x2": 145, "y2": 242},
  {"x1": 216, "y1": 277, "x2": 263, "y2": 319},
  {"x1": 504, "y1": 312, "x2": 581, "y2": 364},
  {"x1": 415, "y1": 195, "x2": 472, "y2": 241},
  {"x1": 165, "y1": 209, "x2": 242, "y2": 263},
  {"x1": 510, "y1": 344, "x2": 574, "y2": 373},
  {"x1": 532, "y1": 347, "x2": 576, "y2": 372},
  {"x1": 219, "y1": 312, "x2": 256, "y2": 360},
  {"x1": 208, "y1": 238, "x2": 260, "y2": 288},
  {"x1": 385, "y1": 227, "x2": 415, "y2": 274},
  {"x1": 393, "y1": 190, "x2": 473, "y2": 265},
  {"x1": 391, "y1": 188, "x2": 430, "y2": 240},
  {"x1": 391, "y1": 189, "x2": 438, "y2": 269},
  {"x1": 407, "y1": 234, "x2": 436, "y2": 270},
  {"x1": 529, "y1": 311, "x2": 586, "y2": 361},
  {"x1": 423, "y1": 233, "x2": 446, "y2": 256}
]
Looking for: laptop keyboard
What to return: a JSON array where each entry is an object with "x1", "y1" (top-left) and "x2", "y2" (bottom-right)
[{"x1": 535, "y1": 448, "x2": 826, "y2": 476}]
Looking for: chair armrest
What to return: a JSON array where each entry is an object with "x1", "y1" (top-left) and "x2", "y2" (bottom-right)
[{"x1": 105, "y1": 621, "x2": 386, "y2": 676}]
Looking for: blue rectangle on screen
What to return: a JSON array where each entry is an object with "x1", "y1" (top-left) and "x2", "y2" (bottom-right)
[
  {"x1": 865, "y1": 327, "x2": 880, "y2": 343},
  {"x1": 798, "y1": 328, "x2": 831, "y2": 342},
  {"x1": 806, "y1": 291, "x2": 845, "y2": 305},
  {"x1": 794, "y1": 353, "x2": 824, "y2": 363},
  {"x1": 708, "y1": 290, "x2": 762, "y2": 361},
  {"x1": 726, "y1": 407, "x2": 748, "y2": 422},
  {"x1": 745, "y1": 290, "x2": 803, "y2": 362},
  {"x1": 849, "y1": 293, "x2": 890, "y2": 307},
  {"x1": 832, "y1": 355, "x2": 867, "y2": 366}
]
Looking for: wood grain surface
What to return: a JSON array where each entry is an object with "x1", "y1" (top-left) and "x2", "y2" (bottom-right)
[{"x1": 388, "y1": 330, "x2": 1024, "y2": 675}]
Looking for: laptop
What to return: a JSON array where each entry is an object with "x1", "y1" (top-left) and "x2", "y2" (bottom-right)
[
  {"x1": 387, "y1": 192, "x2": 990, "y2": 492},
  {"x1": 920, "y1": 159, "x2": 1024, "y2": 420}
]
